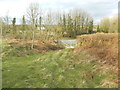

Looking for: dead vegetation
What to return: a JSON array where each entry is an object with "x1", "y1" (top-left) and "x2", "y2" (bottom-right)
[
  {"x1": 2, "y1": 38, "x2": 63, "y2": 57},
  {"x1": 74, "y1": 33, "x2": 118, "y2": 84}
]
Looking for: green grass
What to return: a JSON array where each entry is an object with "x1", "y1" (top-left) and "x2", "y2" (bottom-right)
[
  {"x1": 2, "y1": 48, "x2": 117, "y2": 88},
  {"x1": 0, "y1": 42, "x2": 6, "y2": 46},
  {"x1": 2, "y1": 42, "x2": 42, "y2": 57}
]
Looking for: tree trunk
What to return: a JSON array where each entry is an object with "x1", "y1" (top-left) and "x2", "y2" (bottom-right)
[{"x1": 31, "y1": 29, "x2": 35, "y2": 49}]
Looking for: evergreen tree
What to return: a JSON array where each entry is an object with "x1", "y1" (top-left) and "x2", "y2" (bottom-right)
[
  {"x1": 97, "y1": 25, "x2": 100, "y2": 32},
  {"x1": 85, "y1": 17, "x2": 89, "y2": 33},
  {"x1": 12, "y1": 17, "x2": 16, "y2": 33},
  {"x1": 22, "y1": 15, "x2": 26, "y2": 40},
  {"x1": 63, "y1": 14, "x2": 66, "y2": 36},
  {"x1": 39, "y1": 16, "x2": 42, "y2": 30},
  {"x1": 77, "y1": 15, "x2": 81, "y2": 35},
  {"x1": 22, "y1": 15, "x2": 26, "y2": 31},
  {"x1": 88, "y1": 20, "x2": 93, "y2": 34},
  {"x1": 67, "y1": 14, "x2": 72, "y2": 37},
  {"x1": 35, "y1": 19, "x2": 38, "y2": 28},
  {"x1": 81, "y1": 16, "x2": 84, "y2": 30},
  {"x1": 74, "y1": 17, "x2": 77, "y2": 35},
  {"x1": 12, "y1": 18, "x2": 16, "y2": 26}
]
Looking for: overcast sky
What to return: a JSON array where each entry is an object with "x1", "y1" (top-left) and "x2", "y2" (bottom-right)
[{"x1": 0, "y1": 0, "x2": 118, "y2": 24}]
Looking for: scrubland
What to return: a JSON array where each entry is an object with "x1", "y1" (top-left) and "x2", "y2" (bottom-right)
[
  {"x1": 2, "y1": 33, "x2": 118, "y2": 88},
  {"x1": 74, "y1": 33, "x2": 118, "y2": 86}
]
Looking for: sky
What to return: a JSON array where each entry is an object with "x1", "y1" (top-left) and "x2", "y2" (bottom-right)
[{"x1": 0, "y1": 0, "x2": 118, "y2": 24}]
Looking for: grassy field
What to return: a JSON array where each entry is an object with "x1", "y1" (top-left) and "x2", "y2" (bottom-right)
[{"x1": 2, "y1": 47, "x2": 117, "y2": 88}]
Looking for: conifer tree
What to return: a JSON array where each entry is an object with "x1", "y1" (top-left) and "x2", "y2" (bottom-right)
[
  {"x1": 63, "y1": 14, "x2": 66, "y2": 36},
  {"x1": 39, "y1": 16, "x2": 42, "y2": 30},
  {"x1": 88, "y1": 20, "x2": 93, "y2": 34},
  {"x1": 12, "y1": 17, "x2": 16, "y2": 34},
  {"x1": 22, "y1": 15, "x2": 26, "y2": 31},
  {"x1": 97, "y1": 25, "x2": 100, "y2": 32}
]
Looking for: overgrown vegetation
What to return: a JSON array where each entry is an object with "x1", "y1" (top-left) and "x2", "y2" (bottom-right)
[
  {"x1": 1, "y1": 2, "x2": 118, "y2": 88},
  {"x1": 3, "y1": 49, "x2": 117, "y2": 88},
  {"x1": 75, "y1": 33, "x2": 118, "y2": 85},
  {"x1": 2, "y1": 40, "x2": 63, "y2": 58}
]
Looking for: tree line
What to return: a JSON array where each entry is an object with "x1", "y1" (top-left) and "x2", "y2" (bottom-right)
[
  {"x1": 0, "y1": 2, "x2": 117, "y2": 49},
  {"x1": 58, "y1": 9, "x2": 94, "y2": 38},
  {"x1": 97, "y1": 16, "x2": 118, "y2": 33},
  {"x1": 1, "y1": 3, "x2": 94, "y2": 38}
]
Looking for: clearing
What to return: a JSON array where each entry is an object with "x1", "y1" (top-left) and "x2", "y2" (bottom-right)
[
  {"x1": 2, "y1": 33, "x2": 118, "y2": 88},
  {"x1": 3, "y1": 48, "x2": 117, "y2": 88}
]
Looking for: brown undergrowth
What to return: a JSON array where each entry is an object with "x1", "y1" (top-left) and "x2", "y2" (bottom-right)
[
  {"x1": 74, "y1": 33, "x2": 118, "y2": 84},
  {"x1": 2, "y1": 39, "x2": 63, "y2": 57}
]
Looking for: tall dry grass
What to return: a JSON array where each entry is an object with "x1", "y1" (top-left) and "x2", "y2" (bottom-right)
[
  {"x1": 76, "y1": 33, "x2": 118, "y2": 71},
  {"x1": 74, "y1": 33, "x2": 119, "y2": 84}
]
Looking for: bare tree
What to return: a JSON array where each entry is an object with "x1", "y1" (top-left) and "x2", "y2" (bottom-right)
[
  {"x1": 26, "y1": 3, "x2": 41, "y2": 25},
  {"x1": 2, "y1": 12, "x2": 11, "y2": 35},
  {"x1": 26, "y1": 3, "x2": 42, "y2": 49}
]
